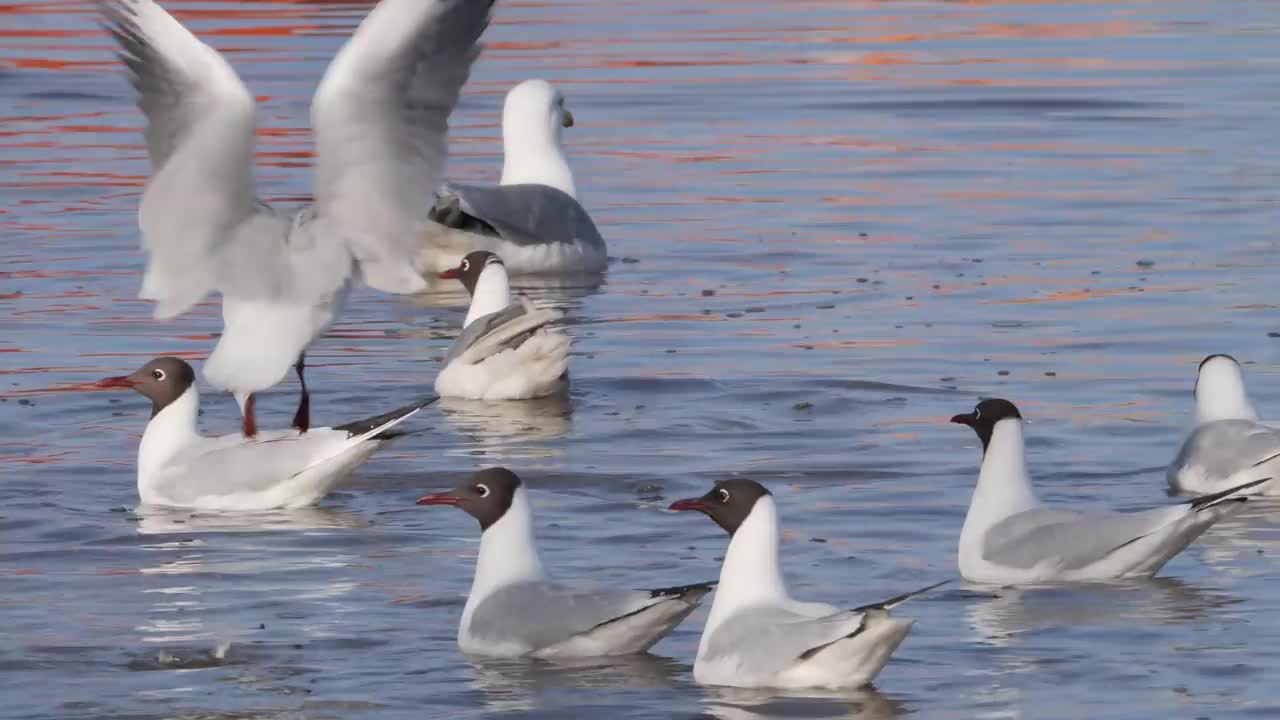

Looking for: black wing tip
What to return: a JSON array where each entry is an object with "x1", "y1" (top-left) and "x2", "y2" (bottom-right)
[
  {"x1": 647, "y1": 580, "x2": 717, "y2": 599},
  {"x1": 334, "y1": 396, "x2": 438, "y2": 438},
  {"x1": 851, "y1": 578, "x2": 952, "y2": 613},
  {"x1": 1187, "y1": 477, "x2": 1271, "y2": 510}
]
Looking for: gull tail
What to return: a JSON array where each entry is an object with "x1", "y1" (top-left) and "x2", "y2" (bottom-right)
[
  {"x1": 335, "y1": 396, "x2": 438, "y2": 440},
  {"x1": 646, "y1": 580, "x2": 717, "y2": 603},
  {"x1": 851, "y1": 579, "x2": 951, "y2": 613},
  {"x1": 1187, "y1": 477, "x2": 1271, "y2": 512}
]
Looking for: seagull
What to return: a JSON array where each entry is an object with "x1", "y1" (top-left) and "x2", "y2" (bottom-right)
[
  {"x1": 100, "y1": 0, "x2": 491, "y2": 437},
  {"x1": 97, "y1": 357, "x2": 431, "y2": 510},
  {"x1": 434, "y1": 251, "x2": 570, "y2": 400},
  {"x1": 1168, "y1": 354, "x2": 1280, "y2": 496},
  {"x1": 416, "y1": 467, "x2": 713, "y2": 658},
  {"x1": 951, "y1": 398, "x2": 1268, "y2": 584},
  {"x1": 420, "y1": 79, "x2": 606, "y2": 276},
  {"x1": 669, "y1": 479, "x2": 947, "y2": 689}
]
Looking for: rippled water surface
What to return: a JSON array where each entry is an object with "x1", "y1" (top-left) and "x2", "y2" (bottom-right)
[{"x1": 5, "y1": 1, "x2": 1280, "y2": 718}]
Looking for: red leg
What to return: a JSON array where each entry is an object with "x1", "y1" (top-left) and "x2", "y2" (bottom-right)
[
  {"x1": 291, "y1": 354, "x2": 310, "y2": 433},
  {"x1": 242, "y1": 393, "x2": 258, "y2": 438}
]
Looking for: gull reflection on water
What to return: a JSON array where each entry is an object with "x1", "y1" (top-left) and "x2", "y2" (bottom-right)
[
  {"x1": 464, "y1": 652, "x2": 684, "y2": 713},
  {"x1": 699, "y1": 685, "x2": 905, "y2": 720},
  {"x1": 133, "y1": 504, "x2": 367, "y2": 536},
  {"x1": 436, "y1": 395, "x2": 573, "y2": 459},
  {"x1": 965, "y1": 576, "x2": 1239, "y2": 649}
]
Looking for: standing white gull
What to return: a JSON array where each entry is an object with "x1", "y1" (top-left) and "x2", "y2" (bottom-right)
[
  {"x1": 96, "y1": 357, "x2": 432, "y2": 510},
  {"x1": 416, "y1": 468, "x2": 713, "y2": 658},
  {"x1": 434, "y1": 250, "x2": 570, "y2": 400},
  {"x1": 1168, "y1": 354, "x2": 1280, "y2": 496},
  {"x1": 100, "y1": 0, "x2": 491, "y2": 436},
  {"x1": 951, "y1": 398, "x2": 1268, "y2": 584},
  {"x1": 420, "y1": 79, "x2": 606, "y2": 275},
  {"x1": 669, "y1": 480, "x2": 947, "y2": 689}
]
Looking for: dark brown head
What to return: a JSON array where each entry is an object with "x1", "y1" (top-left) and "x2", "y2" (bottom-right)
[
  {"x1": 950, "y1": 398, "x2": 1022, "y2": 452},
  {"x1": 417, "y1": 467, "x2": 521, "y2": 531},
  {"x1": 96, "y1": 356, "x2": 196, "y2": 418},
  {"x1": 669, "y1": 479, "x2": 771, "y2": 536},
  {"x1": 437, "y1": 250, "x2": 502, "y2": 297}
]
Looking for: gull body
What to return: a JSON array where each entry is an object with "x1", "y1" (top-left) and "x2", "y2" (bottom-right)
[
  {"x1": 420, "y1": 80, "x2": 606, "y2": 275},
  {"x1": 98, "y1": 358, "x2": 430, "y2": 510},
  {"x1": 670, "y1": 480, "x2": 945, "y2": 689},
  {"x1": 418, "y1": 468, "x2": 711, "y2": 657},
  {"x1": 952, "y1": 398, "x2": 1265, "y2": 584}
]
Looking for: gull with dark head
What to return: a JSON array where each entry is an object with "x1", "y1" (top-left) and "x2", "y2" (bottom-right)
[
  {"x1": 669, "y1": 479, "x2": 946, "y2": 689},
  {"x1": 100, "y1": 0, "x2": 491, "y2": 436},
  {"x1": 1168, "y1": 354, "x2": 1279, "y2": 496},
  {"x1": 417, "y1": 468, "x2": 712, "y2": 658},
  {"x1": 434, "y1": 250, "x2": 570, "y2": 400},
  {"x1": 951, "y1": 397, "x2": 1267, "y2": 584},
  {"x1": 421, "y1": 79, "x2": 606, "y2": 276},
  {"x1": 97, "y1": 357, "x2": 431, "y2": 510}
]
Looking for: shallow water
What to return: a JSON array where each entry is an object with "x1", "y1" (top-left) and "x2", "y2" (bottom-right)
[{"x1": 4, "y1": 0, "x2": 1280, "y2": 718}]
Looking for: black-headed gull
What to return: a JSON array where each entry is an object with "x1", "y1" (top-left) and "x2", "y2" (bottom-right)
[
  {"x1": 97, "y1": 357, "x2": 432, "y2": 510},
  {"x1": 951, "y1": 398, "x2": 1267, "y2": 584},
  {"x1": 417, "y1": 468, "x2": 712, "y2": 657},
  {"x1": 434, "y1": 251, "x2": 570, "y2": 400},
  {"x1": 420, "y1": 80, "x2": 606, "y2": 275},
  {"x1": 1168, "y1": 354, "x2": 1279, "y2": 496},
  {"x1": 669, "y1": 480, "x2": 947, "y2": 689},
  {"x1": 101, "y1": 0, "x2": 491, "y2": 436}
]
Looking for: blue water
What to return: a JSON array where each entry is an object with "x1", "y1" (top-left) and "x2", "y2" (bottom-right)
[{"x1": 4, "y1": 1, "x2": 1280, "y2": 718}]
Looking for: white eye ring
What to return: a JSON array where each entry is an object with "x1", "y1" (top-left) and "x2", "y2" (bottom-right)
[
  {"x1": 717, "y1": 488, "x2": 730, "y2": 503},
  {"x1": 461, "y1": 259, "x2": 470, "y2": 271},
  {"x1": 475, "y1": 484, "x2": 490, "y2": 498},
  {"x1": 973, "y1": 407, "x2": 981, "y2": 420},
  {"x1": 152, "y1": 369, "x2": 166, "y2": 381}
]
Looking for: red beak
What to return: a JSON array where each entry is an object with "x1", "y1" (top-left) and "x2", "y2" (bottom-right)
[
  {"x1": 97, "y1": 375, "x2": 135, "y2": 389},
  {"x1": 669, "y1": 498, "x2": 711, "y2": 512},
  {"x1": 416, "y1": 493, "x2": 461, "y2": 506},
  {"x1": 950, "y1": 413, "x2": 976, "y2": 426},
  {"x1": 437, "y1": 267, "x2": 462, "y2": 280}
]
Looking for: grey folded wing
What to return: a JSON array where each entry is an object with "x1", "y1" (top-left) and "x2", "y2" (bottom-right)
[
  {"x1": 982, "y1": 506, "x2": 1176, "y2": 571},
  {"x1": 700, "y1": 607, "x2": 865, "y2": 673},
  {"x1": 432, "y1": 182, "x2": 605, "y2": 249},
  {"x1": 1173, "y1": 419, "x2": 1280, "y2": 479},
  {"x1": 467, "y1": 582, "x2": 663, "y2": 651},
  {"x1": 444, "y1": 300, "x2": 562, "y2": 365},
  {"x1": 147, "y1": 429, "x2": 356, "y2": 505}
]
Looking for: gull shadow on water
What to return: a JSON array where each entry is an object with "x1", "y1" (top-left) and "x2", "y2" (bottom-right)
[
  {"x1": 696, "y1": 685, "x2": 905, "y2": 720},
  {"x1": 463, "y1": 653, "x2": 685, "y2": 713},
  {"x1": 964, "y1": 576, "x2": 1242, "y2": 647},
  {"x1": 436, "y1": 395, "x2": 573, "y2": 456},
  {"x1": 131, "y1": 505, "x2": 367, "y2": 536}
]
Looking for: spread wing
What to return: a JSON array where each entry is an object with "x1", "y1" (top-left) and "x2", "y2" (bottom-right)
[
  {"x1": 433, "y1": 182, "x2": 605, "y2": 249},
  {"x1": 312, "y1": 0, "x2": 492, "y2": 295},
  {"x1": 444, "y1": 299, "x2": 562, "y2": 365},
  {"x1": 101, "y1": 0, "x2": 262, "y2": 318}
]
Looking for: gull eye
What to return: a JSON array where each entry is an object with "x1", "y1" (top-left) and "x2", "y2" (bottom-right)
[
  {"x1": 152, "y1": 369, "x2": 166, "y2": 381},
  {"x1": 461, "y1": 259, "x2": 470, "y2": 271},
  {"x1": 475, "y1": 484, "x2": 490, "y2": 498},
  {"x1": 716, "y1": 488, "x2": 730, "y2": 503}
]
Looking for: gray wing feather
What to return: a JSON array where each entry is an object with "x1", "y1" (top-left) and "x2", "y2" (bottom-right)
[
  {"x1": 100, "y1": 0, "x2": 261, "y2": 318},
  {"x1": 439, "y1": 182, "x2": 605, "y2": 249},
  {"x1": 444, "y1": 301, "x2": 561, "y2": 365},
  {"x1": 469, "y1": 582, "x2": 659, "y2": 651},
  {"x1": 983, "y1": 507, "x2": 1178, "y2": 570},
  {"x1": 701, "y1": 607, "x2": 864, "y2": 673},
  {"x1": 312, "y1": 0, "x2": 492, "y2": 295},
  {"x1": 1173, "y1": 419, "x2": 1280, "y2": 480}
]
